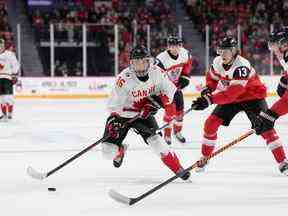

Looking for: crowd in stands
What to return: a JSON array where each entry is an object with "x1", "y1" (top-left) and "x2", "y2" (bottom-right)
[
  {"x1": 28, "y1": 0, "x2": 179, "y2": 75},
  {"x1": 0, "y1": 1, "x2": 14, "y2": 51},
  {"x1": 182, "y1": 0, "x2": 288, "y2": 74}
]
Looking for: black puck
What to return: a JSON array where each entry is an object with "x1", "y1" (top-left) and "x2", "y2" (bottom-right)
[{"x1": 48, "y1": 187, "x2": 56, "y2": 191}]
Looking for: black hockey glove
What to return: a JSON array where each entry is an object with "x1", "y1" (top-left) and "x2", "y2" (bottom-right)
[
  {"x1": 277, "y1": 75, "x2": 288, "y2": 97},
  {"x1": 200, "y1": 86, "x2": 212, "y2": 97},
  {"x1": 106, "y1": 115, "x2": 123, "y2": 139},
  {"x1": 191, "y1": 95, "x2": 212, "y2": 110},
  {"x1": 253, "y1": 109, "x2": 279, "y2": 135},
  {"x1": 12, "y1": 76, "x2": 18, "y2": 85},
  {"x1": 140, "y1": 103, "x2": 159, "y2": 118},
  {"x1": 178, "y1": 76, "x2": 190, "y2": 89}
]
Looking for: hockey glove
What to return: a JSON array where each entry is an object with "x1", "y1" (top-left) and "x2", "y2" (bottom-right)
[
  {"x1": 200, "y1": 86, "x2": 212, "y2": 97},
  {"x1": 191, "y1": 95, "x2": 212, "y2": 110},
  {"x1": 140, "y1": 103, "x2": 159, "y2": 119},
  {"x1": 12, "y1": 76, "x2": 18, "y2": 85},
  {"x1": 178, "y1": 76, "x2": 190, "y2": 89},
  {"x1": 277, "y1": 75, "x2": 288, "y2": 97},
  {"x1": 253, "y1": 109, "x2": 279, "y2": 135},
  {"x1": 106, "y1": 115, "x2": 123, "y2": 139}
]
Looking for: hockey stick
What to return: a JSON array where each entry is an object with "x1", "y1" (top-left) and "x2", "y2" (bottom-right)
[
  {"x1": 109, "y1": 129, "x2": 255, "y2": 205},
  {"x1": 27, "y1": 115, "x2": 140, "y2": 180},
  {"x1": 156, "y1": 107, "x2": 193, "y2": 132}
]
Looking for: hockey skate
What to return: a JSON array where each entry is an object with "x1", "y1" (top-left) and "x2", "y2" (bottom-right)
[
  {"x1": 279, "y1": 161, "x2": 288, "y2": 176},
  {"x1": 164, "y1": 135, "x2": 172, "y2": 145},
  {"x1": 174, "y1": 132, "x2": 186, "y2": 143},
  {"x1": 0, "y1": 114, "x2": 8, "y2": 122},
  {"x1": 195, "y1": 156, "x2": 209, "y2": 173},
  {"x1": 177, "y1": 167, "x2": 191, "y2": 181},
  {"x1": 113, "y1": 144, "x2": 128, "y2": 168},
  {"x1": 7, "y1": 113, "x2": 12, "y2": 120}
]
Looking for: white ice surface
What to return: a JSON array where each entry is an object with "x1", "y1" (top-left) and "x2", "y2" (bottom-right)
[{"x1": 1, "y1": 98, "x2": 288, "y2": 216}]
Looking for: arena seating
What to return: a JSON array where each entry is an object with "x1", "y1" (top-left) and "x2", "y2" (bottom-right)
[
  {"x1": 0, "y1": 0, "x2": 14, "y2": 51},
  {"x1": 182, "y1": 0, "x2": 288, "y2": 74},
  {"x1": 28, "y1": 0, "x2": 177, "y2": 75}
]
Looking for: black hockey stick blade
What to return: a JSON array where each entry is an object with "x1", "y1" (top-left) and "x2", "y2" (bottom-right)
[
  {"x1": 26, "y1": 115, "x2": 140, "y2": 180},
  {"x1": 108, "y1": 129, "x2": 255, "y2": 205}
]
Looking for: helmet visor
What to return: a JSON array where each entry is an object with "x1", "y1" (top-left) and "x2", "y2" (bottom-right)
[
  {"x1": 216, "y1": 47, "x2": 233, "y2": 56},
  {"x1": 130, "y1": 57, "x2": 151, "y2": 77}
]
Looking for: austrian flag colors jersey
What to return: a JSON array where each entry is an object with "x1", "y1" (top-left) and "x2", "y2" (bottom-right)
[
  {"x1": 156, "y1": 47, "x2": 192, "y2": 86},
  {"x1": 107, "y1": 64, "x2": 177, "y2": 118},
  {"x1": 206, "y1": 55, "x2": 267, "y2": 104},
  {"x1": 0, "y1": 50, "x2": 20, "y2": 80}
]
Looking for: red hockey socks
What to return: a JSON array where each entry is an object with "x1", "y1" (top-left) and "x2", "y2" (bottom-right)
[
  {"x1": 161, "y1": 152, "x2": 181, "y2": 173},
  {"x1": 201, "y1": 115, "x2": 223, "y2": 157},
  {"x1": 173, "y1": 110, "x2": 183, "y2": 133},
  {"x1": 164, "y1": 127, "x2": 172, "y2": 138},
  {"x1": 202, "y1": 137, "x2": 216, "y2": 157},
  {"x1": 1, "y1": 104, "x2": 8, "y2": 115},
  {"x1": 173, "y1": 121, "x2": 182, "y2": 133},
  {"x1": 261, "y1": 129, "x2": 286, "y2": 163},
  {"x1": 8, "y1": 104, "x2": 13, "y2": 114}
]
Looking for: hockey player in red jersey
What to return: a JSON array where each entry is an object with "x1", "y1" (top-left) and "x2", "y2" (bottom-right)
[
  {"x1": 156, "y1": 36, "x2": 192, "y2": 145},
  {"x1": 101, "y1": 45, "x2": 190, "y2": 180},
  {"x1": 253, "y1": 28, "x2": 288, "y2": 174},
  {"x1": 191, "y1": 37, "x2": 288, "y2": 175}
]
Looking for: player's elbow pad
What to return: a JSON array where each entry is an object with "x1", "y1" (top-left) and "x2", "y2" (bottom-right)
[
  {"x1": 277, "y1": 76, "x2": 288, "y2": 97},
  {"x1": 178, "y1": 76, "x2": 190, "y2": 89}
]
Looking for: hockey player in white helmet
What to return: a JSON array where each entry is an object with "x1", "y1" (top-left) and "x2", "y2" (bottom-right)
[
  {"x1": 101, "y1": 45, "x2": 190, "y2": 180},
  {"x1": 0, "y1": 38, "x2": 20, "y2": 122},
  {"x1": 156, "y1": 36, "x2": 192, "y2": 145}
]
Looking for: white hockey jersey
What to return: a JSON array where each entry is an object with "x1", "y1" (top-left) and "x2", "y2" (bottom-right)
[
  {"x1": 0, "y1": 50, "x2": 20, "y2": 80},
  {"x1": 107, "y1": 64, "x2": 177, "y2": 118},
  {"x1": 280, "y1": 53, "x2": 288, "y2": 72},
  {"x1": 156, "y1": 47, "x2": 191, "y2": 85}
]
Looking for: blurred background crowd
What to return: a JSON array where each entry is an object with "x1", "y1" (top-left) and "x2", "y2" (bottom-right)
[{"x1": 2, "y1": 0, "x2": 288, "y2": 76}]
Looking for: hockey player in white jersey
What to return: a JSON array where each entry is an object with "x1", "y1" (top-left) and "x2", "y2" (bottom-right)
[
  {"x1": 156, "y1": 36, "x2": 192, "y2": 145},
  {"x1": 101, "y1": 45, "x2": 190, "y2": 180},
  {"x1": 0, "y1": 38, "x2": 20, "y2": 122}
]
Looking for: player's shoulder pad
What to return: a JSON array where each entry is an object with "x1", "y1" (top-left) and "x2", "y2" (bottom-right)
[
  {"x1": 115, "y1": 68, "x2": 132, "y2": 88},
  {"x1": 156, "y1": 51, "x2": 166, "y2": 61},
  {"x1": 180, "y1": 47, "x2": 191, "y2": 58},
  {"x1": 212, "y1": 56, "x2": 222, "y2": 68},
  {"x1": 4, "y1": 50, "x2": 16, "y2": 58},
  {"x1": 233, "y1": 56, "x2": 252, "y2": 79}
]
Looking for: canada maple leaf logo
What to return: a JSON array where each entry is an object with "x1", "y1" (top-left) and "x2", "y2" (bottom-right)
[{"x1": 132, "y1": 97, "x2": 150, "y2": 112}]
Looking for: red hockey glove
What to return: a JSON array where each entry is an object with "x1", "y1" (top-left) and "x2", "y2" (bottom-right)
[
  {"x1": 140, "y1": 103, "x2": 159, "y2": 119},
  {"x1": 106, "y1": 116, "x2": 123, "y2": 139}
]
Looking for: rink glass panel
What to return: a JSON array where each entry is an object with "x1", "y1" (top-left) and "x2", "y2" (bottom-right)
[{"x1": 15, "y1": 23, "x2": 284, "y2": 76}]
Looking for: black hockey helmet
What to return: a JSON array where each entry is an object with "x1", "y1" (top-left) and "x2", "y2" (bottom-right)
[
  {"x1": 268, "y1": 27, "x2": 288, "y2": 46},
  {"x1": 218, "y1": 36, "x2": 238, "y2": 49},
  {"x1": 129, "y1": 45, "x2": 151, "y2": 81},
  {"x1": 130, "y1": 45, "x2": 150, "y2": 60},
  {"x1": 167, "y1": 35, "x2": 182, "y2": 46}
]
